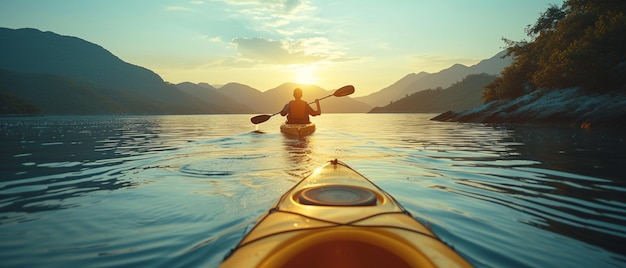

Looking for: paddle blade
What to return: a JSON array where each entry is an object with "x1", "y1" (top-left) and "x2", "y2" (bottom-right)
[
  {"x1": 250, "y1": 114, "x2": 271, "y2": 124},
  {"x1": 333, "y1": 85, "x2": 355, "y2": 97}
]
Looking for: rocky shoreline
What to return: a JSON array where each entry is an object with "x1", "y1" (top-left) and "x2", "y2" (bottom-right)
[{"x1": 431, "y1": 88, "x2": 626, "y2": 128}]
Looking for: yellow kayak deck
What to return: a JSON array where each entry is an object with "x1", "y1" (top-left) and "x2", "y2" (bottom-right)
[{"x1": 220, "y1": 159, "x2": 472, "y2": 268}]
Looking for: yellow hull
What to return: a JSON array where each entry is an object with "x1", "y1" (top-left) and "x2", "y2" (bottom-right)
[
  {"x1": 220, "y1": 160, "x2": 472, "y2": 268},
  {"x1": 280, "y1": 122, "x2": 315, "y2": 137}
]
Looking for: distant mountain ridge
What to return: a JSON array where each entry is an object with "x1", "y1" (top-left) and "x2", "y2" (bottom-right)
[
  {"x1": 0, "y1": 27, "x2": 164, "y2": 95},
  {"x1": 0, "y1": 27, "x2": 227, "y2": 114},
  {"x1": 0, "y1": 27, "x2": 507, "y2": 115},
  {"x1": 175, "y1": 82, "x2": 253, "y2": 113},
  {"x1": 355, "y1": 51, "x2": 512, "y2": 107},
  {"x1": 369, "y1": 73, "x2": 498, "y2": 113},
  {"x1": 178, "y1": 82, "x2": 372, "y2": 114},
  {"x1": 0, "y1": 27, "x2": 370, "y2": 115}
]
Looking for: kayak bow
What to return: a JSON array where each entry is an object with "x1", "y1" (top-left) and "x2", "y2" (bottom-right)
[{"x1": 220, "y1": 159, "x2": 472, "y2": 268}]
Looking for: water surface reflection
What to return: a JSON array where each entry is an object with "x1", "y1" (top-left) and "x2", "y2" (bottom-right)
[{"x1": 0, "y1": 114, "x2": 624, "y2": 267}]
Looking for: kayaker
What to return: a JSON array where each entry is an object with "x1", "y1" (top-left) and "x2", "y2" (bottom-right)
[{"x1": 280, "y1": 88, "x2": 321, "y2": 124}]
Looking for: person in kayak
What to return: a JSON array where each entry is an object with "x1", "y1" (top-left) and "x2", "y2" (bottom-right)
[{"x1": 280, "y1": 88, "x2": 321, "y2": 124}]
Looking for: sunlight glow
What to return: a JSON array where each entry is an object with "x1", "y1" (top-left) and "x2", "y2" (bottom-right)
[{"x1": 293, "y1": 65, "x2": 318, "y2": 85}]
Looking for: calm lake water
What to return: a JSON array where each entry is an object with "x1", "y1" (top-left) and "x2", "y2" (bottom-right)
[{"x1": 1, "y1": 114, "x2": 625, "y2": 267}]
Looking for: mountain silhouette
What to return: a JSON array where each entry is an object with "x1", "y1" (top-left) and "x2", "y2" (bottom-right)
[
  {"x1": 216, "y1": 83, "x2": 266, "y2": 113},
  {"x1": 0, "y1": 27, "x2": 233, "y2": 114},
  {"x1": 0, "y1": 27, "x2": 164, "y2": 95},
  {"x1": 0, "y1": 27, "x2": 508, "y2": 115},
  {"x1": 176, "y1": 82, "x2": 253, "y2": 113},
  {"x1": 219, "y1": 82, "x2": 371, "y2": 114},
  {"x1": 270, "y1": 83, "x2": 371, "y2": 113},
  {"x1": 1, "y1": 69, "x2": 143, "y2": 113},
  {"x1": 355, "y1": 51, "x2": 512, "y2": 107},
  {"x1": 369, "y1": 73, "x2": 497, "y2": 113}
]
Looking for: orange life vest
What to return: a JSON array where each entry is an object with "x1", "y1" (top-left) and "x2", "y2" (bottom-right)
[{"x1": 288, "y1": 100, "x2": 309, "y2": 123}]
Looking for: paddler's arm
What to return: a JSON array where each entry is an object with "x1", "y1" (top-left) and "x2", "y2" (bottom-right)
[
  {"x1": 312, "y1": 99, "x2": 321, "y2": 116},
  {"x1": 280, "y1": 103, "x2": 289, "y2": 116}
]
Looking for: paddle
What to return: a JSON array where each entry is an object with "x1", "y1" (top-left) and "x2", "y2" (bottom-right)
[{"x1": 250, "y1": 85, "x2": 355, "y2": 124}]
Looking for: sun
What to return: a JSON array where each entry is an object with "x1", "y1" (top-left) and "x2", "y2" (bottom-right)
[{"x1": 294, "y1": 66, "x2": 318, "y2": 85}]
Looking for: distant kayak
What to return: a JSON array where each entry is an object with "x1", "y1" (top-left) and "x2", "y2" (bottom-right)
[
  {"x1": 280, "y1": 122, "x2": 316, "y2": 137},
  {"x1": 220, "y1": 159, "x2": 472, "y2": 268}
]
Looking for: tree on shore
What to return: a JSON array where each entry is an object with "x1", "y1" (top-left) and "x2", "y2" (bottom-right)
[
  {"x1": 482, "y1": 0, "x2": 626, "y2": 103},
  {"x1": 0, "y1": 93, "x2": 41, "y2": 114}
]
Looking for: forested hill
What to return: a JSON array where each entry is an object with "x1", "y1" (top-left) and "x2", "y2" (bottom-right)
[
  {"x1": 433, "y1": 0, "x2": 626, "y2": 127},
  {"x1": 369, "y1": 74, "x2": 496, "y2": 113},
  {"x1": 482, "y1": 0, "x2": 625, "y2": 102}
]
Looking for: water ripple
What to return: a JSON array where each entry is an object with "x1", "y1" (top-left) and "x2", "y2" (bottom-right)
[{"x1": 1, "y1": 114, "x2": 625, "y2": 267}]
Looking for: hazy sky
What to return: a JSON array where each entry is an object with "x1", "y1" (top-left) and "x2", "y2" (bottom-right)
[{"x1": 0, "y1": 0, "x2": 561, "y2": 96}]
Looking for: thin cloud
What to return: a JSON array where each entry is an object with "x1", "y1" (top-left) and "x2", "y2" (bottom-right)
[
  {"x1": 217, "y1": 0, "x2": 306, "y2": 14},
  {"x1": 215, "y1": 0, "x2": 315, "y2": 35},
  {"x1": 231, "y1": 37, "x2": 324, "y2": 64},
  {"x1": 165, "y1": 6, "x2": 194, "y2": 12},
  {"x1": 204, "y1": 56, "x2": 258, "y2": 69},
  {"x1": 206, "y1": 1, "x2": 355, "y2": 67},
  {"x1": 207, "y1": 36, "x2": 223, "y2": 43},
  {"x1": 283, "y1": 0, "x2": 304, "y2": 13}
]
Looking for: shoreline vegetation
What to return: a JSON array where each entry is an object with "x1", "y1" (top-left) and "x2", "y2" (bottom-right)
[{"x1": 433, "y1": 0, "x2": 625, "y2": 128}]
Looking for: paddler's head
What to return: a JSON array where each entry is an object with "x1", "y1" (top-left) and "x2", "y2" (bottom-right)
[{"x1": 293, "y1": 88, "x2": 303, "y2": 100}]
